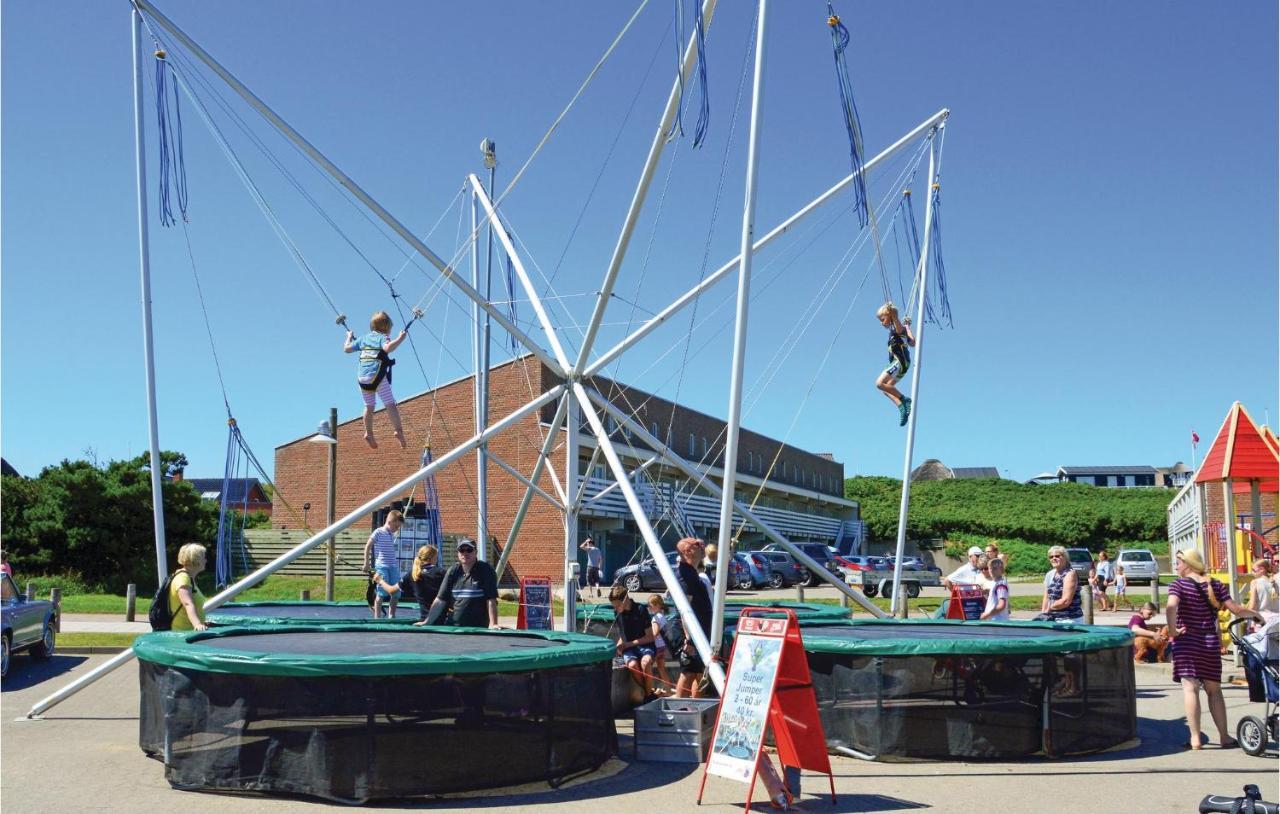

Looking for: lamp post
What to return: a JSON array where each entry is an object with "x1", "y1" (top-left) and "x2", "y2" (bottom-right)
[
  {"x1": 310, "y1": 408, "x2": 339, "y2": 601},
  {"x1": 302, "y1": 502, "x2": 310, "y2": 529}
]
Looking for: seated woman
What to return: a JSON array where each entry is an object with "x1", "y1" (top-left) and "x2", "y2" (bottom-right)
[{"x1": 1130, "y1": 601, "x2": 1168, "y2": 663}]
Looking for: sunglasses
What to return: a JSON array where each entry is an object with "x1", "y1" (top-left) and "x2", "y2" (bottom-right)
[{"x1": 458, "y1": 547, "x2": 476, "y2": 554}]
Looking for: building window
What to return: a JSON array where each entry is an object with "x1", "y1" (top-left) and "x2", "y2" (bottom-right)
[
  {"x1": 701, "y1": 437, "x2": 708, "y2": 457},
  {"x1": 650, "y1": 422, "x2": 660, "y2": 442},
  {"x1": 1095, "y1": 475, "x2": 1107, "y2": 487},
  {"x1": 689, "y1": 434, "x2": 697, "y2": 456}
]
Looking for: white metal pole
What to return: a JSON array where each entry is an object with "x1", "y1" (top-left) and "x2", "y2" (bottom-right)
[
  {"x1": 711, "y1": 0, "x2": 769, "y2": 653},
  {"x1": 564, "y1": 394, "x2": 581, "y2": 630},
  {"x1": 470, "y1": 189, "x2": 488, "y2": 559},
  {"x1": 133, "y1": 8, "x2": 168, "y2": 584},
  {"x1": 478, "y1": 149, "x2": 495, "y2": 560},
  {"x1": 469, "y1": 175, "x2": 572, "y2": 371},
  {"x1": 574, "y1": 0, "x2": 721, "y2": 370},
  {"x1": 495, "y1": 392, "x2": 569, "y2": 582},
  {"x1": 573, "y1": 384, "x2": 728, "y2": 690},
  {"x1": 26, "y1": 385, "x2": 563, "y2": 719},
  {"x1": 889, "y1": 130, "x2": 940, "y2": 617},
  {"x1": 131, "y1": 0, "x2": 558, "y2": 373},
  {"x1": 587, "y1": 388, "x2": 885, "y2": 617},
  {"x1": 584, "y1": 109, "x2": 950, "y2": 378}
]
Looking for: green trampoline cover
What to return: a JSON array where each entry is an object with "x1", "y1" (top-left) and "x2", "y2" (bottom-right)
[{"x1": 796, "y1": 618, "x2": 1133, "y2": 656}]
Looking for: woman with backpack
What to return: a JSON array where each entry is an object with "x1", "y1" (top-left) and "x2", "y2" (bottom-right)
[{"x1": 168, "y1": 543, "x2": 209, "y2": 632}]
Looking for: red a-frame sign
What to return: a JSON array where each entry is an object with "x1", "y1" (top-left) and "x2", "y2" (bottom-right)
[{"x1": 698, "y1": 608, "x2": 835, "y2": 812}]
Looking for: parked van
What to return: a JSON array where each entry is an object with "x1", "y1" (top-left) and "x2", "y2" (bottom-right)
[{"x1": 1065, "y1": 548, "x2": 1094, "y2": 577}]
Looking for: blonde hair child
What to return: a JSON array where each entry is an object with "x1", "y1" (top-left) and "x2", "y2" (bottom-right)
[
  {"x1": 343, "y1": 310, "x2": 409, "y2": 448},
  {"x1": 647, "y1": 594, "x2": 674, "y2": 695},
  {"x1": 874, "y1": 302, "x2": 916, "y2": 426}
]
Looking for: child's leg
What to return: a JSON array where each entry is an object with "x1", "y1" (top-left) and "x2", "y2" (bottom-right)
[
  {"x1": 377, "y1": 381, "x2": 406, "y2": 448},
  {"x1": 654, "y1": 648, "x2": 672, "y2": 692},
  {"x1": 361, "y1": 389, "x2": 378, "y2": 448},
  {"x1": 875, "y1": 371, "x2": 904, "y2": 406}
]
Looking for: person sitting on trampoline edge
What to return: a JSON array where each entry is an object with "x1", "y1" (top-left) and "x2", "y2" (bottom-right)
[
  {"x1": 610, "y1": 585, "x2": 657, "y2": 702},
  {"x1": 344, "y1": 310, "x2": 408, "y2": 449},
  {"x1": 363, "y1": 510, "x2": 404, "y2": 618},
  {"x1": 874, "y1": 302, "x2": 915, "y2": 427}
]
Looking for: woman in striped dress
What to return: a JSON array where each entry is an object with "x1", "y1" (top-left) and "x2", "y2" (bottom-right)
[{"x1": 1166, "y1": 549, "x2": 1262, "y2": 750}]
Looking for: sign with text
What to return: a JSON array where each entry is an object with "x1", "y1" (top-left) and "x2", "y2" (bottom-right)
[
  {"x1": 947, "y1": 584, "x2": 986, "y2": 620},
  {"x1": 517, "y1": 576, "x2": 552, "y2": 630},
  {"x1": 707, "y1": 615, "x2": 786, "y2": 781}
]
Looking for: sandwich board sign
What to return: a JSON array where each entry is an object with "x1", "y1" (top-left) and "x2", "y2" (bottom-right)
[
  {"x1": 946, "y1": 584, "x2": 986, "y2": 620},
  {"x1": 698, "y1": 608, "x2": 835, "y2": 812},
  {"x1": 517, "y1": 576, "x2": 552, "y2": 630}
]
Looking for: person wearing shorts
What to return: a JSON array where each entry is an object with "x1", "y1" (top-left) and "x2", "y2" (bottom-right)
[
  {"x1": 674, "y1": 537, "x2": 713, "y2": 698},
  {"x1": 363, "y1": 510, "x2": 404, "y2": 618},
  {"x1": 609, "y1": 584, "x2": 656, "y2": 700},
  {"x1": 344, "y1": 310, "x2": 408, "y2": 449},
  {"x1": 580, "y1": 537, "x2": 604, "y2": 597}
]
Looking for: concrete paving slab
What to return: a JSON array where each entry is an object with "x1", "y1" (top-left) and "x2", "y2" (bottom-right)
[{"x1": 3, "y1": 655, "x2": 1276, "y2": 813}]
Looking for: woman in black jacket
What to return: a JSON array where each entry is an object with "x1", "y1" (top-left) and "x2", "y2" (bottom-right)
[{"x1": 409, "y1": 545, "x2": 445, "y2": 622}]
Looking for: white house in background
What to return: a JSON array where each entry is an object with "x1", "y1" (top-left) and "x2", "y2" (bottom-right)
[{"x1": 1055, "y1": 466, "x2": 1159, "y2": 488}]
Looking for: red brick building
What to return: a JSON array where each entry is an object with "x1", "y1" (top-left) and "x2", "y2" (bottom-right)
[{"x1": 273, "y1": 356, "x2": 859, "y2": 585}]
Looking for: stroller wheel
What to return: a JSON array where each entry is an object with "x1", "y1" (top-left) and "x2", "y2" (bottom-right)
[{"x1": 1236, "y1": 715, "x2": 1268, "y2": 756}]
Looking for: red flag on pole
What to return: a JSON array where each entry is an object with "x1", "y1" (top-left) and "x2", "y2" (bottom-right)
[{"x1": 1192, "y1": 430, "x2": 1200, "y2": 445}]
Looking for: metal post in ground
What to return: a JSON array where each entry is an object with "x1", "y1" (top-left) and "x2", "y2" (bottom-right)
[
  {"x1": 326, "y1": 407, "x2": 337, "y2": 601},
  {"x1": 125, "y1": 584, "x2": 137, "y2": 622}
]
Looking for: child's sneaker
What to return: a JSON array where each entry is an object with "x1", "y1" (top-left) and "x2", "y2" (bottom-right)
[{"x1": 899, "y1": 397, "x2": 912, "y2": 427}]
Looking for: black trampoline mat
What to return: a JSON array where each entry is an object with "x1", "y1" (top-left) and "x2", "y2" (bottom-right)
[
  {"x1": 805, "y1": 623, "x2": 1091, "y2": 642},
  {"x1": 197, "y1": 630, "x2": 557, "y2": 657},
  {"x1": 210, "y1": 605, "x2": 385, "y2": 620}
]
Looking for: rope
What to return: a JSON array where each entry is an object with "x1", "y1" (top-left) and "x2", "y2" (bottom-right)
[
  {"x1": 826, "y1": 3, "x2": 869, "y2": 227},
  {"x1": 153, "y1": 50, "x2": 189, "y2": 226}
]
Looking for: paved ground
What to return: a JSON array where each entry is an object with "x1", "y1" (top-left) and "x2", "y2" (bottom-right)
[{"x1": 3, "y1": 654, "x2": 1276, "y2": 813}]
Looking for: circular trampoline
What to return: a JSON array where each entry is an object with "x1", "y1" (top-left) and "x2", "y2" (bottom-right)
[
  {"x1": 792, "y1": 618, "x2": 1136, "y2": 760},
  {"x1": 207, "y1": 600, "x2": 417, "y2": 626},
  {"x1": 135, "y1": 624, "x2": 617, "y2": 803}
]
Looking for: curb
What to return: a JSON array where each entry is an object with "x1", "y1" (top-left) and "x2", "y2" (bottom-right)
[{"x1": 59, "y1": 646, "x2": 131, "y2": 655}]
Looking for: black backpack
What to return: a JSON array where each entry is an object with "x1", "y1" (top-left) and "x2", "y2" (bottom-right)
[
  {"x1": 148, "y1": 571, "x2": 182, "y2": 631},
  {"x1": 662, "y1": 613, "x2": 687, "y2": 653}
]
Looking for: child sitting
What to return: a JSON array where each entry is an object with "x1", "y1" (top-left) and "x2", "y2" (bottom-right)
[
  {"x1": 647, "y1": 594, "x2": 675, "y2": 696},
  {"x1": 609, "y1": 585, "x2": 656, "y2": 701},
  {"x1": 874, "y1": 302, "x2": 916, "y2": 426},
  {"x1": 344, "y1": 310, "x2": 408, "y2": 448}
]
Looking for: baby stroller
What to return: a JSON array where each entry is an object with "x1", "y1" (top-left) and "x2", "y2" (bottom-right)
[{"x1": 1229, "y1": 616, "x2": 1278, "y2": 756}]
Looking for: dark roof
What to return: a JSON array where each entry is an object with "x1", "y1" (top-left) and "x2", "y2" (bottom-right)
[
  {"x1": 1, "y1": 458, "x2": 19, "y2": 478},
  {"x1": 186, "y1": 478, "x2": 268, "y2": 504},
  {"x1": 1058, "y1": 466, "x2": 1158, "y2": 476},
  {"x1": 951, "y1": 467, "x2": 1000, "y2": 479}
]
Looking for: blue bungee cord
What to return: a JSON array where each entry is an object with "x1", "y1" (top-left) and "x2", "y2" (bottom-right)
[
  {"x1": 826, "y1": 3, "x2": 869, "y2": 226},
  {"x1": 154, "y1": 50, "x2": 189, "y2": 226}
]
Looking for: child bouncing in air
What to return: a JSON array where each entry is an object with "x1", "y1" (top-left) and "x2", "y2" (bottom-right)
[
  {"x1": 874, "y1": 302, "x2": 916, "y2": 426},
  {"x1": 345, "y1": 310, "x2": 408, "y2": 448}
]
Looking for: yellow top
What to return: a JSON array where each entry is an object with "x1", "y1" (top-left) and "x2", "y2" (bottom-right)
[{"x1": 167, "y1": 570, "x2": 205, "y2": 630}]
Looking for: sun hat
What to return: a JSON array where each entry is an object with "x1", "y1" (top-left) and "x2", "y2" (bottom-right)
[{"x1": 1177, "y1": 549, "x2": 1206, "y2": 575}]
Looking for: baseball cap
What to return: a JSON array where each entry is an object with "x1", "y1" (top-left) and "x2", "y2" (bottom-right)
[
  {"x1": 456, "y1": 539, "x2": 477, "y2": 553},
  {"x1": 967, "y1": 546, "x2": 983, "y2": 557}
]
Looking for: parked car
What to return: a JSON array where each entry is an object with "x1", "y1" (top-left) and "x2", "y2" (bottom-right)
[
  {"x1": 887, "y1": 556, "x2": 943, "y2": 576},
  {"x1": 836, "y1": 554, "x2": 889, "y2": 573},
  {"x1": 612, "y1": 550, "x2": 749, "y2": 593},
  {"x1": 707, "y1": 555, "x2": 752, "y2": 592},
  {"x1": 734, "y1": 552, "x2": 773, "y2": 589},
  {"x1": 1065, "y1": 548, "x2": 1094, "y2": 578},
  {"x1": 763, "y1": 542, "x2": 842, "y2": 587},
  {"x1": 757, "y1": 552, "x2": 808, "y2": 588},
  {"x1": 1117, "y1": 548, "x2": 1158, "y2": 585},
  {"x1": 2, "y1": 573, "x2": 57, "y2": 679}
]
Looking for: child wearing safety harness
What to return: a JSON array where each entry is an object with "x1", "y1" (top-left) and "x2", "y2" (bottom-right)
[
  {"x1": 344, "y1": 310, "x2": 408, "y2": 448},
  {"x1": 874, "y1": 301, "x2": 916, "y2": 426}
]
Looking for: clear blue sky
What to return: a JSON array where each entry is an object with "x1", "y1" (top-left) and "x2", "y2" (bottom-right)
[{"x1": 3, "y1": 1, "x2": 1276, "y2": 486}]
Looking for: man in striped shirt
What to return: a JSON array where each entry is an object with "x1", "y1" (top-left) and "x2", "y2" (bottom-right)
[{"x1": 363, "y1": 509, "x2": 404, "y2": 618}]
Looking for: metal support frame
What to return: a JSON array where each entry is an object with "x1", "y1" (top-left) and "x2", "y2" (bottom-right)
[
  {"x1": 711, "y1": 0, "x2": 769, "y2": 653},
  {"x1": 325, "y1": 406, "x2": 337, "y2": 601},
  {"x1": 564, "y1": 394, "x2": 582, "y2": 631},
  {"x1": 471, "y1": 189, "x2": 489, "y2": 560},
  {"x1": 26, "y1": 386, "x2": 562, "y2": 718},
  {"x1": 133, "y1": 7, "x2": 168, "y2": 584},
  {"x1": 583, "y1": 455, "x2": 660, "y2": 506},
  {"x1": 889, "y1": 127, "x2": 941, "y2": 616},
  {"x1": 495, "y1": 392, "x2": 569, "y2": 582},
  {"x1": 587, "y1": 389, "x2": 886, "y2": 618}
]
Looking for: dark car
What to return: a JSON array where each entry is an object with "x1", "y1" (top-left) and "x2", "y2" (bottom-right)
[
  {"x1": 758, "y1": 552, "x2": 807, "y2": 588},
  {"x1": 763, "y1": 542, "x2": 842, "y2": 587},
  {"x1": 2, "y1": 573, "x2": 57, "y2": 679},
  {"x1": 734, "y1": 552, "x2": 773, "y2": 589},
  {"x1": 611, "y1": 551, "x2": 749, "y2": 593},
  {"x1": 837, "y1": 554, "x2": 890, "y2": 572}
]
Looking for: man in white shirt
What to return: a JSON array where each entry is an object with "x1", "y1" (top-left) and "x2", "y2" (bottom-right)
[{"x1": 944, "y1": 546, "x2": 990, "y2": 590}]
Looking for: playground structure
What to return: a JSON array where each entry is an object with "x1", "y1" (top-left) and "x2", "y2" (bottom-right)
[
  {"x1": 30, "y1": 0, "x2": 954, "y2": 728},
  {"x1": 1168, "y1": 402, "x2": 1279, "y2": 598}
]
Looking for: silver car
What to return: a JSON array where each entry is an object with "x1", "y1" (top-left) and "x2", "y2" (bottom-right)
[{"x1": 1117, "y1": 548, "x2": 1158, "y2": 585}]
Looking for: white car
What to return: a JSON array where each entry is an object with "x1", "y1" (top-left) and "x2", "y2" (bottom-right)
[{"x1": 1117, "y1": 549, "x2": 1158, "y2": 585}]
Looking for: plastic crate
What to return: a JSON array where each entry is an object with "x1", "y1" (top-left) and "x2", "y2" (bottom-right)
[{"x1": 634, "y1": 697, "x2": 719, "y2": 762}]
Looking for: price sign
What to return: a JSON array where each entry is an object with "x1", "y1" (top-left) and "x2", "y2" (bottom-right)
[
  {"x1": 518, "y1": 576, "x2": 552, "y2": 630},
  {"x1": 707, "y1": 616, "x2": 786, "y2": 781}
]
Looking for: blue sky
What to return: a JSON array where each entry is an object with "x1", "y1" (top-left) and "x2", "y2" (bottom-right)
[{"x1": 3, "y1": 1, "x2": 1276, "y2": 486}]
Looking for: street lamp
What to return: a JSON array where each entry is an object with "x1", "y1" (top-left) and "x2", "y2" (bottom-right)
[
  {"x1": 309, "y1": 409, "x2": 338, "y2": 601},
  {"x1": 302, "y1": 501, "x2": 310, "y2": 528}
]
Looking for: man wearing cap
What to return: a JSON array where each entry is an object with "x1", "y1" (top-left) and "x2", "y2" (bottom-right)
[
  {"x1": 418, "y1": 539, "x2": 500, "y2": 629},
  {"x1": 674, "y1": 537, "x2": 713, "y2": 698},
  {"x1": 580, "y1": 537, "x2": 604, "y2": 598},
  {"x1": 943, "y1": 546, "x2": 991, "y2": 590}
]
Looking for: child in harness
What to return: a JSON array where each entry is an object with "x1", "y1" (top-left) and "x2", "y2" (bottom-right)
[{"x1": 345, "y1": 310, "x2": 408, "y2": 448}]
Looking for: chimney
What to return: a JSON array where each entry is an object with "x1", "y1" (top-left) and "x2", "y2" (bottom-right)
[{"x1": 173, "y1": 467, "x2": 184, "y2": 483}]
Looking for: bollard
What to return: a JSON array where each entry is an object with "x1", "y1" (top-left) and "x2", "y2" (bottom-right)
[
  {"x1": 1083, "y1": 583, "x2": 1094, "y2": 625},
  {"x1": 300, "y1": 589, "x2": 311, "y2": 601},
  {"x1": 840, "y1": 592, "x2": 850, "y2": 610},
  {"x1": 50, "y1": 588, "x2": 62, "y2": 632},
  {"x1": 26, "y1": 581, "x2": 36, "y2": 600},
  {"x1": 125, "y1": 583, "x2": 137, "y2": 622},
  {"x1": 796, "y1": 583, "x2": 805, "y2": 602},
  {"x1": 1150, "y1": 577, "x2": 1160, "y2": 606}
]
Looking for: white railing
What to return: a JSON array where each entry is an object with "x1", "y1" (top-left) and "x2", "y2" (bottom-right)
[{"x1": 1167, "y1": 478, "x2": 1200, "y2": 554}]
